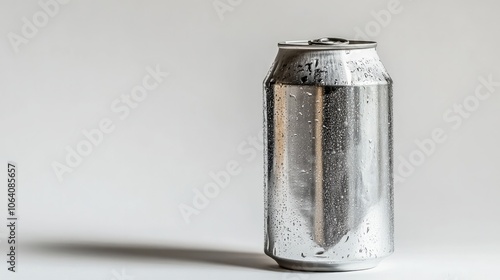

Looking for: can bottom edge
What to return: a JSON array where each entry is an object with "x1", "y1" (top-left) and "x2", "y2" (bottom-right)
[{"x1": 268, "y1": 254, "x2": 382, "y2": 272}]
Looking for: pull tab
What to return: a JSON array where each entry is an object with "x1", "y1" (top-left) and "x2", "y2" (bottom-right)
[{"x1": 308, "y1": 37, "x2": 350, "y2": 46}]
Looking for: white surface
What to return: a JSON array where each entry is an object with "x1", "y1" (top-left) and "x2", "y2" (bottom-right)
[
  {"x1": 0, "y1": 0, "x2": 500, "y2": 279},
  {"x1": 8, "y1": 242, "x2": 500, "y2": 280}
]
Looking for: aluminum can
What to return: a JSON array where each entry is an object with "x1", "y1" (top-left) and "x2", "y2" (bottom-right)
[{"x1": 263, "y1": 37, "x2": 394, "y2": 271}]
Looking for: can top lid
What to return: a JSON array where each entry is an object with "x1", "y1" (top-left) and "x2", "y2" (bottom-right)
[{"x1": 278, "y1": 37, "x2": 377, "y2": 50}]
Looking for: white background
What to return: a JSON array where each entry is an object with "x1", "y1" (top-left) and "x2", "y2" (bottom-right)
[{"x1": 0, "y1": 0, "x2": 499, "y2": 279}]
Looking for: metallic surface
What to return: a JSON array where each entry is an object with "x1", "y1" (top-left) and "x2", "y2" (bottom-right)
[
  {"x1": 263, "y1": 38, "x2": 394, "y2": 271},
  {"x1": 278, "y1": 37, "x2": 377, "y2": 50}
]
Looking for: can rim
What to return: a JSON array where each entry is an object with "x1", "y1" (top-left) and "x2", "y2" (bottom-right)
[{"x1": 278, "y1": 38, "x2": 377, "y2": 50}]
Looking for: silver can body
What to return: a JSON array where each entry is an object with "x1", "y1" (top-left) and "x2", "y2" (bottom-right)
[{"x1": 263, "y1": 38, "x2": 394, "y2": 271}]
